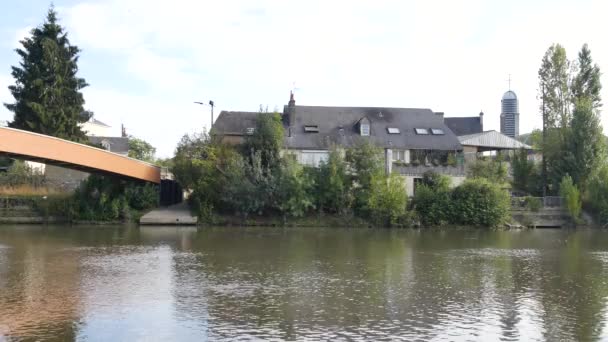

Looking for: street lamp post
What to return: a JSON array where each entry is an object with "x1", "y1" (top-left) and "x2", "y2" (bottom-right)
[{"x1": 194, "y1": 100, "x2": 215, "y2": 129}]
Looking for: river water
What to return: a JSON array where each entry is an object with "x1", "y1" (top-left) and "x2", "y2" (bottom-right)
[{"x1": 1, "y1": 226, "x2": 608, "y2": 341}]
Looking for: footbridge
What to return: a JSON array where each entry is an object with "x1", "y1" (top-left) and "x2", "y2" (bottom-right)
[{"x1": 0, "y1": 126, "x2": 160, "y2": 183}]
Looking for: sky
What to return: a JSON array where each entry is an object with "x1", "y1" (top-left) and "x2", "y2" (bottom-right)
[{"x1": 1, "y1": 0, "x2": 607, "y2": 157}]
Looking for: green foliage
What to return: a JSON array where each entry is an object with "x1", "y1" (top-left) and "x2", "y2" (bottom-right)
[
  {"x1": 345, "y1": 140, "x2": 384, "y2": 215},
  {"x1": 0, "y1": 160, "x2": 44, "y2": 187},
  {"x1": 511, "y1": 148, "x2": 542, "y2": 195},
  {"x1": 5, "y1": 6, "x2": 90, "y2": 142},
  {"x1": 314, "y1": 149, "x2": 353, "y2": 214},
  {"x1": 243, "y1": 111, "x2": 284, "y2": 167},
  {"x1": 71, "y1": 175, "x2": 158, "y2": 221},
  {"x1": 568, "y1": 98, "x2": 605, "y2": 191},
  {"x1": 276, "y1": 158, "x2": 315, "y2": 218},
  {"x1": 538, "y1": 43, "x2": 571, "y2": 129},
  {"x1": 422, "y1": 170, "x2": 451, "y2": 190},
  {"x1": 523, "y1": 196, "x2": 542, "y2": 212},
  {"x1": 451, "y1": 178, "x2": 510, "y2": 227},
  {"x1": 467, "y1": 158, "x2": 508, "y2": 185},
  {"x1": 128, "y1": 136, "x2": 156, "y2": 163},
  {"x1": 560, "y1": 175, "x2": 582, "y2": 223},
  {"x1": 366, "y1": 173, "x2": 408, "y2": 227},
  {"x1": 412, "y1": 184, "x2": 452, "y2": 226},
  {"x1": 572, "y1": 43, "x2": 602, "y2": 109},
  {"x1": 588, "y1": 165, "x2": 608, "y2": 225}
]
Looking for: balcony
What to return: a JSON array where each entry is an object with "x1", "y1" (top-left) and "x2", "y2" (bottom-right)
[{"x1": 392, "y1": 162, "x2": 466, "y2": 176}]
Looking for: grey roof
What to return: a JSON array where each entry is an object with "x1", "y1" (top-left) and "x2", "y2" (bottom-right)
[
  {"x1": 285, "y1": 106, "x2": 461, "y2": 150},
  {"x1": 213, "y1": 111, "x2": 259, "y2": 135},
  {"x1": 215, "y1": 105, "x2": 462, "y2": 151},
  {"x1": 459, "y1": 130, "x2": 531, "y2": 150},
  {"x1": 444, "y1": 116, "x2": 483, "y2": 136},
  {"x1": 503, "y1": 90, "x2": 517, "y2": 100},
  {"x1": 88, "y1": 136, "x2": 129, "y2": 154}
]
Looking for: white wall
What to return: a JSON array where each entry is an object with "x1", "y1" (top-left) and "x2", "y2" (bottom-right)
[{"x1": 80, "y1": 121, "x2": 114, "y2": 137}]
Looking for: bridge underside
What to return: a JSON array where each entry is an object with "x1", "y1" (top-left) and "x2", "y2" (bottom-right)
[{"x1": 0, "y1": 127, "x2": 160, "y2": 183}]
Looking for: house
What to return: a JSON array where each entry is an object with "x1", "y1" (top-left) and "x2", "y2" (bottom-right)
[
  {"x1": 214, "y1": 94, "x2": 465, "y2": 196},
  {"x1": 44, "y1": 118, "x2": 130, "y2": 190}
]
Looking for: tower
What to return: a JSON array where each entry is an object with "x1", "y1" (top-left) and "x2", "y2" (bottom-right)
[{"x1": 500, "y1": 90, "x2": 519, "y2": 138}]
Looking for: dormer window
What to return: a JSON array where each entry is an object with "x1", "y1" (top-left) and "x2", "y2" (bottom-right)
[
  {"x1": 387, "y1": 127, "x2": 400, "y2": 134},
  {"x1": 431, "y1": 128, "x2": 445, "y2": 135},
  {"x1": 415, "y1": 128, "x2": 429, "y2": 135},
  {"x1": 359, "y1": 117, "x2": 370, "y2": 136},
  {"x1": 304, "y1": 125, "x2": 319, "y2": 133}
]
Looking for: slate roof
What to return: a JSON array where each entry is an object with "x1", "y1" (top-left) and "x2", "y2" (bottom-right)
[
  {"x1": 215, "y1": 105, "x2": 462, "y2": 151},
  {"x1": 213, "y1": 111, "x2": 259, "y2": 135},
  {"x1": 459, "y1": 130, "x2": 532, "y2": 150},
  {"x1": 88, "y1": 136, "x2": 129, "y2": 155},
  {"x1": 444, "y1": 117, "x2": 483, "y2": 136}
]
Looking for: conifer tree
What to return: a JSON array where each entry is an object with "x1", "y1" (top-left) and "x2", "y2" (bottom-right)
[{"x1": 4, "y1": 6, "x2": 91, "y2": 141}]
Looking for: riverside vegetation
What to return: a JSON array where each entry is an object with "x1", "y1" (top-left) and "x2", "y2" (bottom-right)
[{"x1": 171, "y1": 112, "x2": 511, "y2": 228}]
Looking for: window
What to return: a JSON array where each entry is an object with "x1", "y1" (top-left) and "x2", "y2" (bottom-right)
[
  {"x1": 300, "y1": 151, "x2": 329, "y2": 167},
  {"x1": 245, "y1": 127, "x2": 255, "y2": 135},
  {"x1": 304, "y1": 125, "x2": 319, "y2": 133},
  {"x1": 392, "y1": 149, "x2": 409, "y2": 162},
  {"x1": 361, "y1": 124, "x2": 370, "y2": 136},
  {"x1": 387, "y1": 127, "x2": 400, "y2": 134},
  {"x1": 415, "y1": 128, "x2": 429, "y2": 135},
  {"x1": 431, "y1": 128, "x2": 445, "y2": 135}
]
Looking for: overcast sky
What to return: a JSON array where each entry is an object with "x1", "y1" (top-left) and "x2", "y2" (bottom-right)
[{"x1": 1, "y1": 0, "x2": 607, "y2": 157}]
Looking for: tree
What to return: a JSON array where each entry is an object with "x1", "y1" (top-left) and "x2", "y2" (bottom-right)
[
  {"x1": 276, "y1": 157, "x2": 315, "y2": 219},
  {"x1": 243, "y1": 110, "x2": 284, "y2": 168},
  {"x1": 538, "y1": 44, "x2": 572, "y2": 129},
  {"x1": 466, "y1": 158, "x2": 508, "y2": 185},
  {"x1": 315, "y1": 149, "x2": 353, "y2": 214},
  {"x1": 345, "y1": 140, "x2": 384, "y2": 215},
  {"x1": 572, "y1": 43, "x2": 602, "y2": 109},
  {"x1": 512, "y1": 148, "x2": 541, "y2": 195},
  {"x1": 568, "y1": 98, "x2": 604, "y2": 190},
  {"x1": 128, "y1": 136, "x2": 156, "y2": 163},
  {"x1": 5, "y1": 6, "x2": 91, "y2": 141}
]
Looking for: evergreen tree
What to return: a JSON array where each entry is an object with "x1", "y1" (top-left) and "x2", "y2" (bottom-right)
[
  {"x1": 4, "y1": 6, "x2": 90, "y2": 141},
  {"x1": 572, "y1": 43, "x2": 602, "y2": 109}
]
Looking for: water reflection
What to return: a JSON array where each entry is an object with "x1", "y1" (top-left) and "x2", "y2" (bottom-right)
[{"x1": 1, "y1": 227, "x2": 608, "y2": 340}]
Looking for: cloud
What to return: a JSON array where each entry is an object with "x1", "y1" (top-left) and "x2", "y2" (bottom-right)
[{"x1": 5, "y1": 0, "x2": 603, "y2": 157}]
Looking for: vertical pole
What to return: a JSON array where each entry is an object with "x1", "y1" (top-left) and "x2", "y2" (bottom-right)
[{"x1": 542, "y1": 83, "x2": 547, "y2": 197}]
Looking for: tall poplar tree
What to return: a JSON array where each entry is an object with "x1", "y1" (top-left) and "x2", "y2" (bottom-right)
[
  {"x1": 572, "y1": 43, "x2": 602, "y2": 108},
  {"x1": 4, "y1": 6, "x2": 91, "y2": 141}
]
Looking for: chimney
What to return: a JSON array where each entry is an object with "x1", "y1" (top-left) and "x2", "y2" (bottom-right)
[
  {"x1": 287, "y1": 91, "x2": 296, "y2": 134},
  {"x1": 479, "y1": 111, "x2": 484, "y2": 131},
  {"x1": 434, "y1": 111, "x2": 444, "y2": 121}
]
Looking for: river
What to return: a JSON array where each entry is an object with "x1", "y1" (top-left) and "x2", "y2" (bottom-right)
[{"x1": 1, "y1": 226, "x2": 608, "y2": 341}]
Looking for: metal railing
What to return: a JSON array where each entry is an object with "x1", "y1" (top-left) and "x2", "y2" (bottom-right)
[{"x1": 511, "y1": 196, "x2": 563, "y2": 209}]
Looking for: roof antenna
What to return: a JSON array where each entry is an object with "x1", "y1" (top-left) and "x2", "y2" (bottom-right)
[{"x1": 507, "y1": 74, "x2": 512, "y2": 91}]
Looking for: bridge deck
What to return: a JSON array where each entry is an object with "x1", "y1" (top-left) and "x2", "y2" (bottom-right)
[{"x1": 0, "y1": 127, "x2": 160, "y2": 183}]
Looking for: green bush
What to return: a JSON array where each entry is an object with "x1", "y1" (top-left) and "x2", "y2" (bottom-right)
[
  {"x1": 560, "y1": 175, "x2": 582, "y2": 223},
  {"x1": 451, "y1": 178, "x2": 510, "y2": 227},
  {"x1": 366, "y1": 173, "x2": 408, "y2": 227},
  {"x1": 524, "y1": 196, "x2": 542, "y2": 212},
  {"x1": 412, "y1": 184, "x2": 451, "y2": 226},
  {"x1": 467, "y1": 158, "x2": 509, "y2": 185}
]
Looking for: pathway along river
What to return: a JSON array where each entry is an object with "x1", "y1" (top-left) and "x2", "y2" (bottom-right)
[{"x1": 2, "y1": 226, "x2": 608, "y2": 341}]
